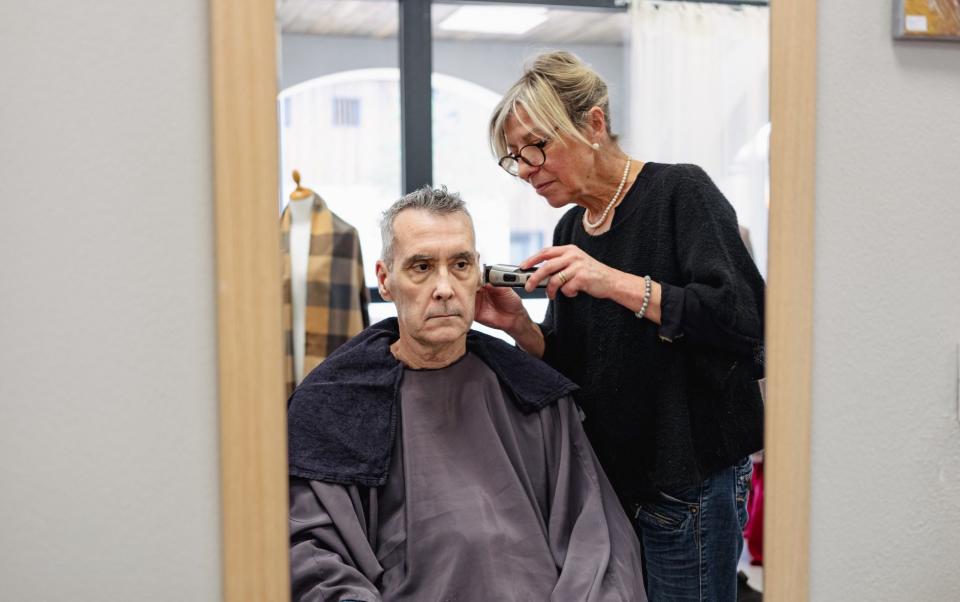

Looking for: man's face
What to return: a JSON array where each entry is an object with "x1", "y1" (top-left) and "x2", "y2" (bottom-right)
[{"x1": 376, "y1": 209, "x2": 480, "y2": 351}]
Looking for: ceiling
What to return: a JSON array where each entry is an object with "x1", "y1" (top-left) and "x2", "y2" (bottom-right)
[{"x1": 278, "y1": 0, "x2": 630, "y2": 45}]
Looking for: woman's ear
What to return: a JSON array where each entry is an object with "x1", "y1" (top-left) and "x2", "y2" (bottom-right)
[
  {"x1": 587, "y1": 106, "x2": 607, "y2": 138},
  {"x1": 375, "y1": 260, "x2": 393, "y2": 301}
]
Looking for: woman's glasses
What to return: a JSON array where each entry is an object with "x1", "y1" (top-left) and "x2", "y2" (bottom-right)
[{"x1": 498, "y1": 139, "x2": 548, "y2": 176}]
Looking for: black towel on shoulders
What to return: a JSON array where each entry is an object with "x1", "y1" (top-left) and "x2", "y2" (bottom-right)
[{"x1": 287, "y1": 317, "x2": 578, "y2": 487}]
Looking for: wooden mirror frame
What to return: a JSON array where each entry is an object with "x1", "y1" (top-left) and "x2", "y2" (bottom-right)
[{"x1": 209, "y1": 1, "x2": 816, "y2": 600}]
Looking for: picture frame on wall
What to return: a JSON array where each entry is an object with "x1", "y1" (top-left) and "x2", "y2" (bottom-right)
[{"x1": 894, "y1": 0, "x2": 960, "y2": 40}]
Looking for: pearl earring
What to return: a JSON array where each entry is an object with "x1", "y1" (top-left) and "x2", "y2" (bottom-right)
[{"x1": 592, "y1": 142, "x2": 600, "y2": 150}]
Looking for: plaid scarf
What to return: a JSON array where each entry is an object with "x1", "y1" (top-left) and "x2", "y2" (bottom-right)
[{"x1": 282, "y1": 196, "x2": 370, "y2": 396}]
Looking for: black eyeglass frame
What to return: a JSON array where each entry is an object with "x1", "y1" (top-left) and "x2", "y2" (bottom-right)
[{"x1": 498, "y1": 139, "x2": 549, "y2": 176}]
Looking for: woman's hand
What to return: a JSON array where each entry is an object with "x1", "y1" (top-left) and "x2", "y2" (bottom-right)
[
  {"x1": 520, "y1": 245, "x2": 662, "y2": 324},
  {"x1": 474, "y1": 284, "x2": 527, "y2": 332},
  {"x1": 474, "y1": 284, "x2": 546, "y2": 357},
  {"x1": 520, "y1": 245, "x2": 619, "y2": 300}
]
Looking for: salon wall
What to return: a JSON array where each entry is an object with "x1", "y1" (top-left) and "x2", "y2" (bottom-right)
[
  {"x1": 810, "y1": 1, "x2": 960, "y2": 599},
  {"x1": 0, "y1": 2, "x2": 221, "y2": 600},
  {"x1": 281, "y1": 33, "x2": 628, "y2": 148}
]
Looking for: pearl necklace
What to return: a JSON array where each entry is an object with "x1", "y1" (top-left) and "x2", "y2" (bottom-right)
[{"x1": 583, "y1": 156, "x2": 631, "y2": 230}]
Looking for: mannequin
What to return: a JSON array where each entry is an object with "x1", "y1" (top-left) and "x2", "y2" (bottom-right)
[
  {"x1": 281, "y1": 170, "x2": 370, "y2": 395},
  {"x1": 288, "y1": 181, "x2": 315, "y2": 383}
]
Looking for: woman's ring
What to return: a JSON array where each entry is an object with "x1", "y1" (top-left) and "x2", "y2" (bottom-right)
[{"x1": 558, "y1": 271, "x2": 568, "y2": 285}]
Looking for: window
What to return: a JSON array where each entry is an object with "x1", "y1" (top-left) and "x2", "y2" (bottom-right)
[
  {"x1": 510, "y1": 231, "x2": 544, "y2": 265},
  {"x1": 332, "y1": 97, "x2": 361, "y2": 127}
]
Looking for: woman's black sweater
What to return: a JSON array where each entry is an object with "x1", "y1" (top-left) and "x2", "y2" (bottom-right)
[{"x1": 541, "y1": 162, "x2": 765, "y2": 505}]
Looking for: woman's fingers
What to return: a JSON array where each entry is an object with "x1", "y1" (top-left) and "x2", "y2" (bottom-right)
[
  {"x1": 525, "y1": 260, "x2": 558, "y2": 292},
  {"x1": 544, "y1": 260, "x2": 581, "y2": 298},
  {"x1": 522, "y1": 246, "x2": 577, "y2": 291},
  {"x1": 520, "y1": 245, "x2": 608, "y2": 298},
  {"x1": 545, "y1": 271, "x2": 564, "y2": 299},
  {"x1": 519, "y1": 245, "x2": 568, "y2": 270},
  {"x1": 478, "y1": 283, "x2": 520, "y2": 309},
  {"x1": 527, "y1": 248, "x2": 611, "y2": 300},
  {"x1": 475, "y1": 284, "x2": 524, "y2": 329}
]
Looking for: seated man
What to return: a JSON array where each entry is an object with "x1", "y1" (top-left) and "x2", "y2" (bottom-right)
[{"x1": 287, "y1": 186, "x2": 646, "y2": 602}]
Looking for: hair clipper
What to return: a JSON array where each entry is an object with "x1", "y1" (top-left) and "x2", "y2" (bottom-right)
[{"x1": 482, "y1": 264, "x2": 549, "y2": 288}]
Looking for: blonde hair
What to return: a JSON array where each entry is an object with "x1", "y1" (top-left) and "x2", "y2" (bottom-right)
[{"x1": 489, "y1": 51, "x2": 616, "y2": 159}]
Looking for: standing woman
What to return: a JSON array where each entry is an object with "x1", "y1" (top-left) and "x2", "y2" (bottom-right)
[{"x1": 475, "y1": 51, "x2": 765, "y2": 601}]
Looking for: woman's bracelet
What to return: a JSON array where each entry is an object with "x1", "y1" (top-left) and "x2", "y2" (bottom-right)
[{"x1": 635, "y1": 275, "x2": 652, "y2": 320}]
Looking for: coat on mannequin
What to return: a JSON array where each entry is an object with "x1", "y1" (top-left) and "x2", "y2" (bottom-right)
[{"x1": 282, "y1": 171, "x2": 369, "y2": 395}]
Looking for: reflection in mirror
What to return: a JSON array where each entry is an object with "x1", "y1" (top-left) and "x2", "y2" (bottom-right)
[{"x1": 274, "y1": 0, "x2": 769, "y2": 599}]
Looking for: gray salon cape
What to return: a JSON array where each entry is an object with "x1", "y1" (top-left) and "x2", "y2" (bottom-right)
[{"x1": 290, "y1": 353, "x2": 646, "y2": 601}]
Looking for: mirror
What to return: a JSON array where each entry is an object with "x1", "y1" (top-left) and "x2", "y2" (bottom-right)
[{"x1": 211, "y1": 0, "x2": 816, "y2": 600}]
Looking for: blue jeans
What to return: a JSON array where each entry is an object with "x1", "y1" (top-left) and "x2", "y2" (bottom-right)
[{"x1": 634, "y1": 458, "x2": 752, "y2": 602}]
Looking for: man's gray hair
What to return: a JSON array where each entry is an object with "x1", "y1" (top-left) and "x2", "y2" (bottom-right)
[{"x1": 380, "y1": 185, "x2": 472, "y2": 268}]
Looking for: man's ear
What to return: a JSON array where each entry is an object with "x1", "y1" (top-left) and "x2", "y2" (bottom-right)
[
  {"x1": 476, "y1": 252, "x2": 483, "y2": 290},
  {"x1": 375, "y1": 260, "x2": 393, "y2": 301}
]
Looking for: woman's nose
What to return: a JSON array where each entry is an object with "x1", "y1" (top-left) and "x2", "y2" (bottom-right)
[{"x1": 517, "y1": 160, "x2": 538, "y2": 181}]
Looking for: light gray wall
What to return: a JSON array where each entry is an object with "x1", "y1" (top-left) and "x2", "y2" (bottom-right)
[
  {"x1": 0, "y1": 2, "x2": 222, "y2": 600},
  {"x1": 281, "y1": 33, "x2": 628, "y2": 145},
  {"x1": 810, "y1": 1, "x2": 960, "y2": 599}
]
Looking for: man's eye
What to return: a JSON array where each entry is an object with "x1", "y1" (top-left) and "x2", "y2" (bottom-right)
[
  {"x1": 455, "y1": 260, "x2": 469, "y2": 270},
  {"x1": 412, "y1": 263, "x2": 430, "y2": 272}
]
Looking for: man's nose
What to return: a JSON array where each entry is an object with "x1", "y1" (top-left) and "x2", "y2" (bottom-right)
[{"x1": 433, "y1": 269, "x2": 454, "y2": 300}]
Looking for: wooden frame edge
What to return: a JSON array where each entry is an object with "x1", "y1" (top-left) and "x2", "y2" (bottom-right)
[
  {"x1": 766, "y1": 0, "x2": 816, "y2": 599},
  {"x1": 211, "y1": 1, "x2": 290, "y2": 600}
]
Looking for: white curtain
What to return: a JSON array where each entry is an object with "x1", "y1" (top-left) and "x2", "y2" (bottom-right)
[{"x1": 627, "y1": 1, "x2": 770, "y2": 276}]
